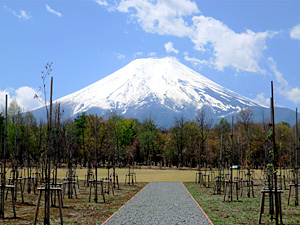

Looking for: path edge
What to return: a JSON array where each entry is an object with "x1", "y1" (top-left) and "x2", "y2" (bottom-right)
[
  {"x1": 101, "y1": 182, "x2": 150, "y2": 225},
  {"x1": 181, "y1": 182, "x2": 214, "y2": 225}
]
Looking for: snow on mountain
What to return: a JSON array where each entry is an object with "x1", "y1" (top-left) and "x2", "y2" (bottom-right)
[{"x1": 32, "y1": 57, "x2": 266, "y2": 127}]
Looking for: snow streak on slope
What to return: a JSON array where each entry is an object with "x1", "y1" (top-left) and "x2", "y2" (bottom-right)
[{"x1": 57, "y1": 57, "x2": 264, "y2": 118}]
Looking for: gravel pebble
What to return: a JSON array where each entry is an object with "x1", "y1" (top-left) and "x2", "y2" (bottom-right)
[{"x1": 104, "y1": 182, "x2": 212, "y2": 225}]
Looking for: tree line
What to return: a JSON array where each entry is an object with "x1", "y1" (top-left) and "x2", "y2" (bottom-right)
[{"x1": 0, "y1": 99, "x2": 298, "y2": 170}]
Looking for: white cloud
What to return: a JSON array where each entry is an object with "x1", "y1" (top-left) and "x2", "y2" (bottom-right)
[
  {"x1": 268, "y1": 57, "x2": 300, "y2": 104},
  {"x1": 268, "y1": 57, "x2": 288, "y2": 88},
  {"x1": 191, "y1": 16, "x2": 273, "y2": 73},
  {"x1": 115, "y1": 52, "x2": 125, "y2": 59},
  {"x1": 183, "y1": 51, "x2": 209, "y2": 67},
  {"x1": 4, "y1": 6, "x2": 31, "y2": 20},
  {"x1": 116, "y1": 0, "x2": 199, "y2": 37},
  {"x1": 164, "y1": 42, "x2": 179, "y2": 54},
  {"x1": 15, "y1": 87, "x2": 44, "y2": 111},
  {"x1": 19, "y1": 10, "x2": 31, "y2": 20},
  {"x1": 46, "y1": 5, "x2": 62, "y2": 17},
  {"x1": 290, "y1": 24, "x2": 300, "y2": 40},
  {"x1": 148, "y1": 52, "x2": 156, "y2": 57},
  {"x1": 285, "y1": 88, "x2": 300, "y2": 104},
  {"x1": 134, "y1": 51, "x2": 143, "y2": 57},
  {"x1": 253, "y1": 93, "x2": 270, "y2": 107},
  {"x1": 96, "y1": 0, "x2": 108, "y2": 6},
  {"x1": 0, "y1": 86, "x2": 43, "y2": 112},
  {"x1": 0, "y1": 90, "x2": 10, "y2": 112},
  {"x1": 114, "y1": 0, "x2": 274, "y2": 74}
]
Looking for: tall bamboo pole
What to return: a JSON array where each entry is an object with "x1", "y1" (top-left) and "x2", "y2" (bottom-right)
[
  {"x1": 27, "y1": 124, "x2": 31, "y2": 194},
  {"x1": 54, "y1": 103, "x2": 60, "y2": 186},
  {"x1": 198, "y1": 140, "x2": 201, "y2": 172},
  {"x1": 113, "y1": 121, "x2": 116, "y2": 188},
  {"x1": 230, "y1": 116, "x2": 234, "y2": 201},
  {"x1": 13, "y1": 112, "x2": 20, "y2": 200},
  {"x1": 295, "y1": 108, "x2": 298, "y2": 206},
  {"x1": 95, "y1": 115, "x2": 98, "y2": 203},
  {"x1": 68, "y1": 123, "x2": 73, "y2": 199},
  {"x1": 268, "y1": 97, "x2": 274, "y2": 217},
  {"x1": 206, "y1": 137, "x2": 208, "y2": 168},
  {"x1": 218, "y1": 130, "x2": 223, "y2": 193},
  {"x1": 271, "y1": 81, "x2": 280, "y2": 225},
  {"x1": 44, "y1": 76, "x2": 53, "y2": 224},
  {"x1": 248, "y1": 125, "x2": 251, "y2": 198}
]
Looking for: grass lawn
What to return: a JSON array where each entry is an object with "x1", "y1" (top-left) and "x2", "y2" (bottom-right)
[{"x1": 185, "y1": 182, "x2": 300, "y2": 225}]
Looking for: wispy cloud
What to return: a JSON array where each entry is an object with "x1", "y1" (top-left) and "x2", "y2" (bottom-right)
[
  {"x1": 183, "y1": 52, "x2": 210, "y2": 68},
  {"x1": 191, "y1": 16, "x2": 275, "y2": 74},
  {"x1": 253, "y1": 93, "x2": 270, "y2": 107},
  {"x1": 46, "y1": 4, "x2": 62, "y2": 17},
  {"x1": 4, "y1": 6, "x2": 31, "y2": 20},
  {"x1": 0, "y1": 89, "x2": 10, "y2": 112},
  {"x1": 95, "y1": 0, "x2": 108, "y2": 6},
  {"x1": 268, "y1": 57, "x2": 288, "y2": 88},
  {"x1": 148, "y1": 52, "x2": 156, "y2": 57},
  {"x1": 116, "y1": 0, "x2": 199, "y2": 37},
  {"x1": 114, "y1": 0, "x2": 275, "y2": 74},
  {"x1": 290, "y1": 24, "x2": 300, "y2": 40},
  {"x1": 115, "y1": 52, "x2": 125, "y2": 59},
  {"x1": 268, "y1": 57, "x2": 300, "y2": 104},
  {"x1": 164, "y1": 42, "x2": 179, "y2": 54},
  {"x1": 134, "y1": 51, "x2": 143, "y2": 58}
]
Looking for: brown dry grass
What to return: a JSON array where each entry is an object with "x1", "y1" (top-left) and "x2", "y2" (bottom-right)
[
  {"x1": 45, "y1": 167, "x2": 272, "y2": 183},
  {"x1": 55, "y1": 166, "x2": 199, "y2": 182},
  {"x1": 1, "y1": 179, "x2": 146, "y2": 225}
]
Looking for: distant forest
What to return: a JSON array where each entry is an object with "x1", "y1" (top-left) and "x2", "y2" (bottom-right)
[{"x1": 0, "y1": 99, "x2": 298, "y2": 170}]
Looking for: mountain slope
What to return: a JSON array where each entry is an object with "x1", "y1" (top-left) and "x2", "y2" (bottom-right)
[{"x1": 32, "y1": 57, "x2": 267, "y2": 127}]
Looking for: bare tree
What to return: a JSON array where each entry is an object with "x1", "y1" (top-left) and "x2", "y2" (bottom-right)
[
  {"x1": 237, "y1": 107, "x2": 253, "y2": 132},
  {"x1": 171, "y1": 116, "x2": 186, "y2": 168},
  {"x1": 196, "y1": 109, "x2": 212, "y2": 170},
  {"x1": 237, "y1": 107, "x2": 253, "y2": 166}
]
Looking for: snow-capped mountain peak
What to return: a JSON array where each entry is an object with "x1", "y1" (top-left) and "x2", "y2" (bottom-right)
[{"x1": 33, "y1": 57, "x2": 266, "y2": 127}]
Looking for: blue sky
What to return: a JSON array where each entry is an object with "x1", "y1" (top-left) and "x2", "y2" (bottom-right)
[{"x1": 1, "y1": 0, "x2": 300, "y2": 113}]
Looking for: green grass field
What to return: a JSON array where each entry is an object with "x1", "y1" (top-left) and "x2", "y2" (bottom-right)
[{"x1": 185, "y1": 182, "x2": 300, "y2": 225}]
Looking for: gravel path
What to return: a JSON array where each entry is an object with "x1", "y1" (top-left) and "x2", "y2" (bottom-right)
[{"x1": 103, "y1": 182, "x2": 212, "y2": 225}]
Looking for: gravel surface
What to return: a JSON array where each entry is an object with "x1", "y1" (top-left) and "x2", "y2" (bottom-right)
[{"x1": 104, "y1": 182, "x2": 212, "y2": 225}]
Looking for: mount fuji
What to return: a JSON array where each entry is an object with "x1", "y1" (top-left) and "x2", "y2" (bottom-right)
[{"x1": 32, "y1": 57, "x2": 295, "y2": 127}]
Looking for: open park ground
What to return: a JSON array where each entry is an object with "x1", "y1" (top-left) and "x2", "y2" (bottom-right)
[{"x1": 1, "y1": 167, "x2": 300, "y2": 224}]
